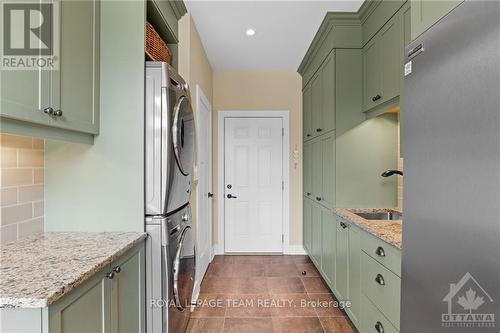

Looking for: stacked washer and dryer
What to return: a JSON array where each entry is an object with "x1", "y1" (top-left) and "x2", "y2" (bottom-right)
[{"x1": 145, "y1": 62, "x2": 196, "y2": 333}]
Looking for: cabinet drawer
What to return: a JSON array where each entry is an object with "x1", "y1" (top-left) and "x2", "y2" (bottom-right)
[
  {"x1": 361, "y1": 231, "x2": 401, "y2": 276},
  {"x1": 361, "y1": 295, "x2": 399, "y2": 333},
  {"x1": 361, "y1": 253, "x2": 401, "y2": 328}
]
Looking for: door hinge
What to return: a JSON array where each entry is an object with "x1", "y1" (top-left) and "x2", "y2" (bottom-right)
[
  {"x1": 282, "y1": 234, "x2": 284, "y2": 243},
  {"x1": 282, "y1": 181, "x2": 284, "y2": 190},
  {"x1": 282, "y1": 128, "x2": 284, "y2": 136}
]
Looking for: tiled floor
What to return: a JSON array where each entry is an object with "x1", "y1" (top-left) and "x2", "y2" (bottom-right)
[{"x1": 187, "y1": 255, "x2": 357, "y2": 333}]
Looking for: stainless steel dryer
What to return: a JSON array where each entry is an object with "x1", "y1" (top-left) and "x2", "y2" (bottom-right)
[{"x1": 145, "y1": 62, "x2": 196, "y2": 333}]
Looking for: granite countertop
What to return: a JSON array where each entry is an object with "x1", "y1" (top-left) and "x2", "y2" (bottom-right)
[
  {"x1": 0, "y1": 232, "x2": 146, "y2": 309},
  {"x1": 335, "y1": 208, "x2": 402, "y2": 249}
]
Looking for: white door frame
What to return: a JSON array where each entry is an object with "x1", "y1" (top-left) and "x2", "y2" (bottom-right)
[
  {"x1": 217, "y1": 110, "x2": 290, "y2": 254},
  {"x1": 193, "y1": 85, "x2": 212, "y2": 302}
]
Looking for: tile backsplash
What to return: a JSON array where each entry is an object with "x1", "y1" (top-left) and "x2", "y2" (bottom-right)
[{"x1": 1, "y1": 134, "x2": 45, "y2": 244}]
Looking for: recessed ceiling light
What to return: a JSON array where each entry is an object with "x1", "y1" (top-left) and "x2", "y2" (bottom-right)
[{"x1": 246, "y1": 28, "x2": 256, "y2": 36}]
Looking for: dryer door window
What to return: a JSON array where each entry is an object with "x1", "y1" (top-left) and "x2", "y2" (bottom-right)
[
  {"x1": 172, "y1": 96, "x2": 195, "y2": 176},
  {"x1": 172, "y1": 225, "x2": 196, "y2": 311}
]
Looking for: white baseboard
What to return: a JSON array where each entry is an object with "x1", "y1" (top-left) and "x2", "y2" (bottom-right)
[{"x1": 284, "y1": 245, "x2": 306, "y2": 255}]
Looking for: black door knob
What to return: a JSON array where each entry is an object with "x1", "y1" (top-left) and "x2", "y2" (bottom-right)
[{"x1": 227, "y1": 194, "x2": 237, "y2": 199}]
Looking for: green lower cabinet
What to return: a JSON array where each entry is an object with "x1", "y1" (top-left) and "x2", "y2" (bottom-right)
[
  {"x1": 334, "y1": 217, "x2": 349, "y2": 300},
  {"x1": 361, "y1": 295, "x2": 399, "y2": 333},
  {"x1": 320, "y1": 208, "x2": 336, "y2": 287},
  {"x1": 346, "y1": 224, "x2": 361, "y2": 327},
  {"x1": 0, "y1": 243, "x2": 145, "y2": 333},
  {"x1": 310, "y1": 203, "x2": 323, "y2": 267},
  {"x1": 303, "y1": 197, "x2": 313, "y2": 255}
]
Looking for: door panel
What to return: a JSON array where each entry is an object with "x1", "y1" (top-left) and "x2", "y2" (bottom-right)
[
  {"x1": 321, "y1": 134, "x2": 335, "y2": 209},
  {"x1": 363, "y1": 38, "x2": 381, "y2": 111},
  {"x1": 379, "y1": 14, "x2": 402, "y2": 104},
  {"x1": 347, "y1": 225, "x2": 361, "y2": 326},
  {"x1": 303, "y1": 85, "x2": 313, "y2": 140},
  {"x1": 303, "y1": 141, "x2": 312, "y2": 198},
  {"x1": 311, "y1": 73, "x2": 322, "y2": 136},
  {"x1": 303, "y1": 197, "x2": 312, "y2": 254},
  {"x1": 335, "y1": 218, "x2": 348, "y2": 300},
  {"x1": 311, "y1": 139, "x2": 323, "y2": 202},
  {"x1": 51, "y1": 0, "x2": 100, "y2": 134},
  {"x1": 224, "y1": 117, "x2": 283, "y2": 252},
  {"x1": 321, "y1": 53, "x2": 335, "y2": 133},
  {"x1": 321, "y1": 208, "x2": 335, "y2": 287},
  {"x1": 311, "y1": 203, "x2": 322, "y2": 266}
]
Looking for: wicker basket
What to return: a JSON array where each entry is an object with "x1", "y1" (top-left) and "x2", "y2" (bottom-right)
[{"x1": 145, "y1": 22, "x2": 172, "y2": 64}]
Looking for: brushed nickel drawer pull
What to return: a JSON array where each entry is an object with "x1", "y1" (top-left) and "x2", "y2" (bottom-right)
[{"x1": 375, "y1": 321, "x2": 385, "y2": 333}]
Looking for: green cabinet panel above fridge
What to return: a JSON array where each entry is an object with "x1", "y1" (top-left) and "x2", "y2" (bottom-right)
[{"x1": 410, "y1": 0, "x2": 463, "y2": 40}]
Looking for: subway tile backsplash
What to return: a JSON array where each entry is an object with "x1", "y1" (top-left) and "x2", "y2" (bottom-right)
[{"x1": 0, "y1": 134, "x2": 45, "y2": 244}]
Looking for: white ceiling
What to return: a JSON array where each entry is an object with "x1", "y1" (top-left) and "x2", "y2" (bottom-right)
[{"x1": 184, "y1": 0, "x2": 364, "y2": 71}]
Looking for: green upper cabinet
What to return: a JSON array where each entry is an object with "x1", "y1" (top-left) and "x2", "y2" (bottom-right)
[
  {"x1": 51, "y1": 0, "x2": 100, "y2": 134},
  {"x1": 0, "y1": 0, "x2": 100, "y2": 142},
  {"x1": 308, "y1": 132, "x2": 335, "y2": 210},
  {"x1": 363, "y1": 10, "x2": 402, "y2": 113},
  {"x1": 303, "y1": 84, "x2": 313, "y2": 140},
  {"x1": 303, "y1": 51, "x2": 335, "y2": 141},
  {"x1": 303, "y1": 141, "x2": 313, "y2": 198},
  {"x1": 410, "y1": 0, "x2": 463, "y2": 40},
  {"x1": 320, "y1": 52, "x2": 335, "y2": 134}
]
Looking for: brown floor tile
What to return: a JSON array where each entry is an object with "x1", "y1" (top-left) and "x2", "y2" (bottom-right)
[
  {"x1": 320, "y1": 317, "x2": 356, "y2": 333},
  {"x1": 231, "y1": 255, "x2": 265, "y2": 265},
  {"x1": 308, "y1": 294, "x2": 345, "y2": 317},
  {"x1": 206, "y1": 263, "x2": 233, "y2": 277},
  {"x1": 302, "y1": 277, "x2": 331, "y2": 293},
  {"x1": 186, "y1": 318, "x2": 224, "y2": 333},
  {"x1": 296, "y1": 263, "x2": 320, "y2": 277},
  {"x1": 234, "y1": 277, "x2": 269, "y2": 294},
  {"x1": 225, "y1": 294, "x2": 273, "y2": 318},
  {"x1": 192, "y1": 294, "x2": 227, "y2": 318},
  {"x1": 265, "y1": 263, "x2": 300, "y2": 277},
  {"x1": 212, "y1": 255, "x2": 234, "y2": 264},
  {"x1": 269, "y1": 294, "x2": 317, "y2": 317},
  {"x1": 231, "y1": 263, "x2": 266, "y2": 277},
  {"x1": 267, "y1": 277, "x2": 306, "y2": 294},
  {"x1": 201, "y1": 278, "x2": 238, "y2": 294},
  {"x1": 223, "y1": 318, "x2": 274, "y2": 333},
  {"x1": 272, "y1": 317, "x2": 324, "y2": 333},
  {"x1": 263, "y1": 255, "x2": 295, "y2": 265},
  {"x1": 292, "y1": 255, "x2": 312, "y2": 264}
]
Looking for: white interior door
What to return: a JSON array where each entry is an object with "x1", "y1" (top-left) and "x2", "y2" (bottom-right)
[
  {"x1": 194, "y1": 86, "x2": 212, "y2": 299},
  {"x1": 224, "y1": 117, "x2": 283, "y2": 252}
]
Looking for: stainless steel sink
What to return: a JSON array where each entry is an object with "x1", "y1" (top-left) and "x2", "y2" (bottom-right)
[{"x1": 354, "y1": 211, "x2": 402, "y2": 221}]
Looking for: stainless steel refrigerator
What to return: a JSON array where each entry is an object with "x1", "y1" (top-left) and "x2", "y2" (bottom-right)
[{"x1": 401, "y1": 1, "x2": 500, "y2": 332}]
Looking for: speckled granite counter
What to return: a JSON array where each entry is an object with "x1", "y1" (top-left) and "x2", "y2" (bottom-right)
[
  {"x1": 0, "y1": 232, "x2": 146, "y2": 308},
  {"x1": 335, "y1": 208, "x2": 402, "y2": 249}
]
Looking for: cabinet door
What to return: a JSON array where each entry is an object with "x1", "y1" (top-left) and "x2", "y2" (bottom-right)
[
  {"x1": 321, "y1": 208, "x2": 336, "y2": 287},
  {"x1": 410, "y1": 0, "x2": 463, "y2": 40},
  {"x1": 321, "y1": 52, "x2": 335, "y2": 133},
  {"x1": 310, "y1": 203, "x2": 322, "y2": 267},
  {"x1": 335, "y1": 218, "x2": 348, "y2": 300},
  {"x1": 400, "y1": 2, "x2": 411, "y2": 156},
  {"x1": 379, "y1": 13, "x2": 402, "y2": 105},
  {"x1": 310, "y1": 72, "x2": 322, "y2": 137},
  {"x1": 303, "y1": 84, "x2": 313, "y2": 140},
  {"x1": 311, "y1": 139, "x2": 323, "y2": 202},
  {"x1": 363, "y1": 37, "x2": 381, "y2": 111},
  {"x1": 347, "y1": 225, "x2": 361, "y2": 326},
  {"x1": 49, "y1": 271, "x2": 110, "y2": 333},
  {"x1": 110, "y1": 244, "x2": 145, "y2": 333},
  {"x1": 303, "y1": 197, "x2": 312, "y2": 254},
  {"x1": 1, "y1": 71, "x2": 50, "y2": 126},
  {"x1": 303, "y1": 141, "x2": 312, "y2": 198},
  {"x1": 320, "y1": 133, "x2": 335, "y2": 209},
  {"x1": 50, "y1": 0, "x2": 100, "y2": 134}
]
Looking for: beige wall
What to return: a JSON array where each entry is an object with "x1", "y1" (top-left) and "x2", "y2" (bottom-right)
[
  {"x1": 212, "y1": 71, "x2": 303, "y2": 246},
  {"x1": 1, "y1": 134, "x2": 44, "y2": 244},
  {"x1": 178, "y1": 13, "x2": 213, "y2": 237}
]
